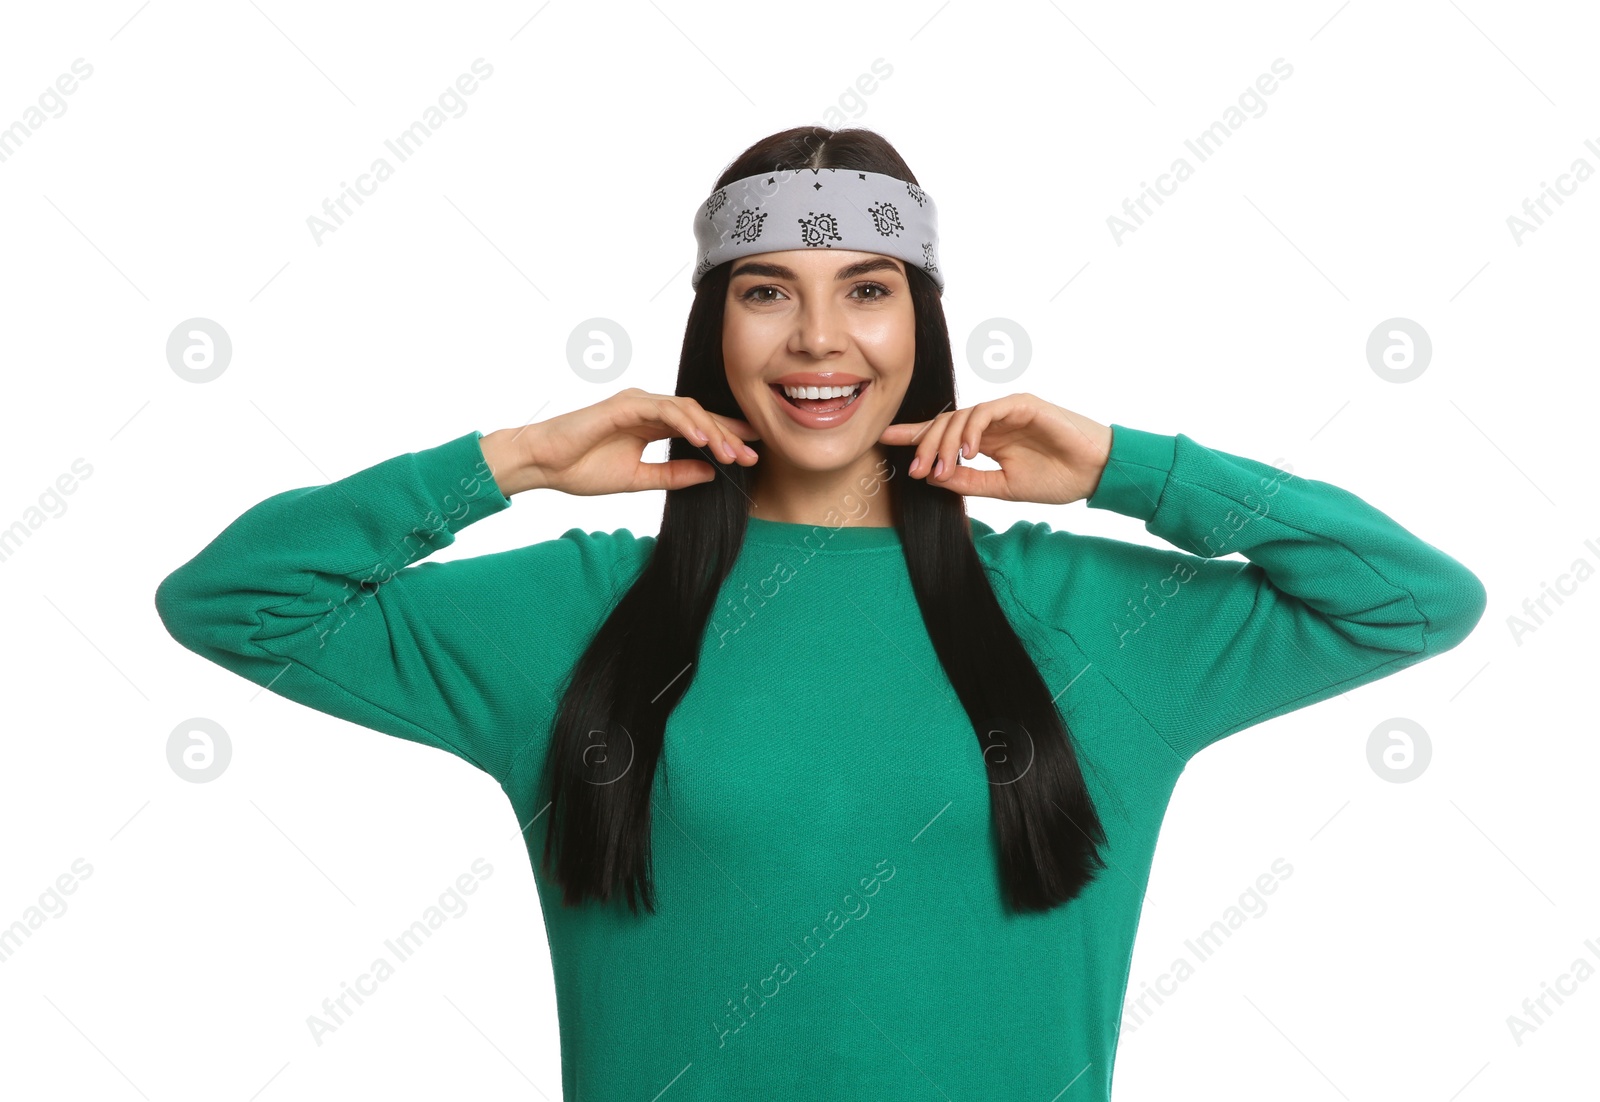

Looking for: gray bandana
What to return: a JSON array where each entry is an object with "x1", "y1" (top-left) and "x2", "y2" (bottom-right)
[{"x1": 691, "y1": 167, "x2": 943, "y2": 293}]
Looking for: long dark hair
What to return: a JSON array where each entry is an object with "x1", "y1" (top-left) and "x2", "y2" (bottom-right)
[{"x1": 536, "y1": 126, "x2": 1107, "y2": 915}]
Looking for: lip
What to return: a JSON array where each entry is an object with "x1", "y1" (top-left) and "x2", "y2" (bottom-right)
[
  {"x1": 770, "y1": 371, "x2": 869, "y2": 387},
  {"x1": 769, "y1": 378, "x2": 871, "y2": 429}
]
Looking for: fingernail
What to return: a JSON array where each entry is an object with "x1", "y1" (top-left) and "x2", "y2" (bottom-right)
[
  {"x1": 742, "y1": 444, "x2": 757, "y2": 459},
  {"x1": 910, "y1": 455, "x2": 922, "y2": 475},
  {"x1": 933, "y1": 458, "x2": 944, "y2": 478}
]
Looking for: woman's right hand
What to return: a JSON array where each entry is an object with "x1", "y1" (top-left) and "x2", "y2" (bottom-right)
[{"x1": 480, "y1": 388, "x2": 761, "y2": 498}]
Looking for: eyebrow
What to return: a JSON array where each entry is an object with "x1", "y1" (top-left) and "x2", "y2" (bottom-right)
[{"x1": 728, "y1": 257, "x2": 904, "y2": 282}]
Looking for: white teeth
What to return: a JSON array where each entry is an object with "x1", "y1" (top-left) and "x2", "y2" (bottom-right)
[{"x1": 781, "y1": 383, "x2": 861, "y2": 399}]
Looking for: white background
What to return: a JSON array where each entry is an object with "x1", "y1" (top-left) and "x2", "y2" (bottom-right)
[{"x1": 1, "y1": 2, "x2": 1595, "y2": 1099}]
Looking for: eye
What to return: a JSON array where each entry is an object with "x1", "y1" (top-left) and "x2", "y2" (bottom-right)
[{"x1": 738, "y1": 281, "x2": 895, "y2": 304}]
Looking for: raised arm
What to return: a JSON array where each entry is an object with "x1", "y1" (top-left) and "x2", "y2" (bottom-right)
[
  {"x1": 154, "y1": 393, "x2": 761, "y2": 787},
  {"x1": 153, "y1": 429, "x2": 648, "y2": 785},
  {"x1": 978, "y1": 424, "x2": 1488, "y2": 762}
]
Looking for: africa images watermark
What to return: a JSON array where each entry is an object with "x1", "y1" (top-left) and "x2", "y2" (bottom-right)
[
  {"x1": 1120, "y1": 856, "x2": 1295, "y2": 1035},
  {"x1": 1503, "y1": 534, "x2": 1600, "y2": 647},
  {"x1": 0, "y1": 858, "x2": 94, "y2": 966},
  {"x1": 813, "y1": 56, "x2": 894, "y2": 128},
  {"x1": 1504, "y1": 933, "x2": 1600, "y2": 1047},
  {"x1": 315, "y1": 450, "x2": 499, "y2": 647},
  {"x1": 1111, "y1": 457, "x2": 1295, "y2": 648},
  {"x1": 0, "y1": 458, "x2": 94, "y2": 566},
  {"x1": 1504, "y1": 136, "x2": 1600, "y2": 245},
  {"x1": 1107, "y1": 57, "x2": 1295, "y2": 244},
  {"x1": 306, "y1": 58, "x2": 494, "y2": 245},
  {"x1": 306, "y1": 857, "x2": 493, "y2": 1046},
  {"x1": 710, "y1": 455, "x2": 895, "y2": 649},
  {"x1": 711, "y1": 857, "x2": 897, "y2": 1047},
  {"x1": 0, "y1": 58, "x2": 94, "y2": 167}
]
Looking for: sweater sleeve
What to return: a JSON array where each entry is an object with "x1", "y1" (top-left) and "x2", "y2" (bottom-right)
[
  {"x1": 978, "y1": 424, "x2": 1489, "y2": 763},
  {"x1": 154, "y1": 430, "x2": 646, "y2": 787}
]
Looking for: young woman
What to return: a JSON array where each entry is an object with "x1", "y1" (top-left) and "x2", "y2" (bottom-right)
[{"x1": 156, "y1": 127, "x2": 1488, "y2": 1101}]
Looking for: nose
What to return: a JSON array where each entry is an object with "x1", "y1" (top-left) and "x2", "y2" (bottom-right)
[{"x1": 787, "y1": 291, "x2": 850, "y2": 359}]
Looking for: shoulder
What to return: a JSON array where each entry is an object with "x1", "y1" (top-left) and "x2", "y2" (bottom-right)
[
  {"x1": 970, "y1": 513, "x2": 1181, "y2": 573},
  {"x1": 551, "y1": 525, "x2": 656, "y2": 557},
  {"x1": 414, "y1": 525, "x2": 657, "y2": 606},
  {"x1": 967, "y1": 515, "x2": 1082, "y2": 618},
  {"x1": 542, "y1": 526, "x2": 657, "y2": 589},
  {"x1": 968, "y1": 515, "x2": 1080, "y2": 574},
  {"x1": 967, "y1": 513, "x2": 1187, "y2": 622}
]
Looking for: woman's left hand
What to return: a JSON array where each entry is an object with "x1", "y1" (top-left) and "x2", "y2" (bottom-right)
[{"x1": 878, "y1": 393, "x2": 1115, "y2": 505}]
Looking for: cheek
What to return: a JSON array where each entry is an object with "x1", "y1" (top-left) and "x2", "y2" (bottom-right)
[
  {"x1": 722, "y1": 318, "x2": 774, "y2": 384},
  {"x1": 856, "y1": 317, "x2": 916, "y2": 376}
]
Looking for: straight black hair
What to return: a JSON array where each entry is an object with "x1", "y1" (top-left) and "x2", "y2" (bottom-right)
[{"x1": 536, "y1": 125, "x2": 1108, "y2": 915}]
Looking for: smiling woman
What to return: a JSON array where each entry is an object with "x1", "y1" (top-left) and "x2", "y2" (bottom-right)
[{"x1": 156, "y1": 124, "x2": 1488, "y2": 1101}]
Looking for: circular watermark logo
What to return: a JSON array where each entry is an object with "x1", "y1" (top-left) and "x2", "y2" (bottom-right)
[
  {"x1": 580, "y1": 724, "x2": 636, "y2": 786},
  {"x1": 966, "y1": 317, "x2": 1032, "y2": 384},
  {"x1": 1365, "y1": 318, "x2": 1431, "y2": 384},
  {"x1": 567, "y1": 317, "x2": 632, "y2": 383},
  {"x1": 1366, "y1": 716, "x2": 1431, "y2": 783},
  {"x1": 979, "y1": 716, "x2": 1036, "y2": 786},
  {"x1": 167, "y1": 717, "x2": 232, "y2": 783},
  {"x1": 166, "y1": 318, "x2": 233, "y2": 383}
]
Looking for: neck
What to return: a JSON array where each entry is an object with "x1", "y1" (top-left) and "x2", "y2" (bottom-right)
[{"x1": 748, "y1": 444, "x2": 896, "y2": 528}]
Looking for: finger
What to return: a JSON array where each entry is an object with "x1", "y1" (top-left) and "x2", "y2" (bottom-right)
[
  {"x1": 879, "y1": 414, "x2": 944, "y2": 449},
  {"x1": 658, "y1": 397, "x2": 754, "y2": 467},
  {"x1": 669, "y1": 397, "x2": 754, "y2": 465},
  {"x1": 943, "y1": 394, "x2": 1023, "y2": 466},
  {"x1": 626, "y1": 393, "x2": 700, "y2": 445},
  {"x1": 630, "y1": 458, "x2": 716, "y2": 492},
  {"x1": 708, "y1": 414, "x2": 758, "y2": 463},
  {"x1": 711, "y1": 412, "x2": 762, "y2": 441},
  {"x1": 930, "y1": 462, "x2": 1008, "y2": 500},
  {"x1": 931, "y1": 407, "x2": 975, "y2": 484},
  {"x1": 877, "y1": 420, "x2": 928, "y2": 446},
  {"x1": 649, "y1": 399, "x2": 721, "y2": 458},
  {"x1": 706, "y1": 411, "x2": 761, "y2": 463},
  {"x1": 958, "y1": 402, "x2": 997, "y2": 462},
  {"x1": 910, "y1": 411, "x2": 955, "y2": 479},
  {"x1": 685, "y1": 404, "x2": 740, "y2": 463},
  {"x1": 617, "y1": 394, "x2": 675, "y2": 443}
]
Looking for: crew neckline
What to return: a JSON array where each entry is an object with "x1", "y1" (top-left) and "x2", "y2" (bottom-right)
[{"x1": 743, "y1": 514, "x2": 903, "y2": 550}]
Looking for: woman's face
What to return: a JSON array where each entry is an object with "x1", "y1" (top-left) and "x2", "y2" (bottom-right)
[{"x1": 722, "y1": 249, "x2": 916, "y2": 474}]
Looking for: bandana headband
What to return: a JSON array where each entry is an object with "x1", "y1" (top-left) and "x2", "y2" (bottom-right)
[{"x1": 691, "y1": 167, "x2": 944, "y2": 293}]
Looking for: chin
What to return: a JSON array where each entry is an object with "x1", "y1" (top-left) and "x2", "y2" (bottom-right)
[{"x1": 762, "y1": 433, "x2": 874, "y2": 472}]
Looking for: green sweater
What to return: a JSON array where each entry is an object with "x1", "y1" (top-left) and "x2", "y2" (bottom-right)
[{"x1": 154, "y1": 424, "x2": 1486, "y2": 1100}]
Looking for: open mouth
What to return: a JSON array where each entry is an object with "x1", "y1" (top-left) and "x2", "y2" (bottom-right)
[{"x1": 770, "y1": 380, "x2": 870, "y2": 414}]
